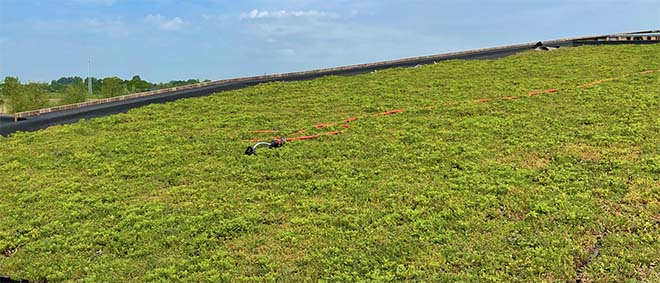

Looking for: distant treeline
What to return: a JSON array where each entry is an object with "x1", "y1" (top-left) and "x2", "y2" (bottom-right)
[{"x1": 0, "y1": 76, "x2": 209, "y2": 114}]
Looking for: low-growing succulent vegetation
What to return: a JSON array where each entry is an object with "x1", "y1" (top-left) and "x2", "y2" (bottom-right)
[{"x1": 1, "y1": 44, "x2": 659, "y2": 282}]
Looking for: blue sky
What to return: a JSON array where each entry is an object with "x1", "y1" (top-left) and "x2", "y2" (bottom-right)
[{"x1": 1, "y1": 0, "x2": 659, "y2": 83}]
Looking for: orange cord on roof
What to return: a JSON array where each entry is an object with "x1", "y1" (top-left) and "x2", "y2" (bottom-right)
[{"x1": 245, "y1": 68, "x2": 660, "y2": 155}]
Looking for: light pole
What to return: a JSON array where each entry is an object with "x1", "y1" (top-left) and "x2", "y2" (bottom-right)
[{"x1": 88, "y1": 57, "x2": 92, "y2": 97}]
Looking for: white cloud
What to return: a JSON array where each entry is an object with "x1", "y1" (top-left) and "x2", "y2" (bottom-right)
[
  {"x1": 202, "y1": 13, "x2": 230, "y2": 25},
  {"x1": 245, "y1": 20, "x2": 360, "y2": 42},
  {"x1": 72, "y1": 0, "x2": 117, "y2": 5},
  {"x1": 202, "y1": 14, "x2": 226, "y2": 22},
  {"x1": 84, "y1": 18, "x2": 128, "y2": 37},
  {"x1": 277, "y1": 48, "x2": 296, "y2": 56},
  {"x1": 144, "y1": 14, "x2": 187, "y2": 31},
  {"x1": 29, "y1": 18, "x2": 128, "y2": 37},
  {"x1": 240, "y1": 9, "x2": 336, "y2": 20}
]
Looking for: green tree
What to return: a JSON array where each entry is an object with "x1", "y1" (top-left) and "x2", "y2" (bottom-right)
[
  {"x1": 91, "y1": 77, "x2": 102, "y2": 94},
  {"x1": 23, "y1": 82, "x2": 48, "y2": 109},
  {"x1": 1, "y1": 77, "x2": 47, "y2": 113},
  {"x1": 153, "y1": 79, "x2": 201, "y2": 89},
  {"x1": 62, "y1": 83, "x2": 87, "y2": 104},
  {"x1": 49, "y1": 76, "x2": 84, "y2": 92},
  {"x1": 100, "y1": 77, "x2": 127, "y2": 98},
  {"x1": 1, "y1": 77, "x2": 22, "y2": 105},
  {"x1": 127, "y1": 75, "x2": 152, "y2": 93},
  {"x1": 1, "y1": 79, "x2": 7, "y2": 113}
]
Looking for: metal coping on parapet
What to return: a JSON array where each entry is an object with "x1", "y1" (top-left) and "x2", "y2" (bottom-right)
[
  {"x1": 1, "y1": 30, "x2": 659, "y2": 125},
  {"x1": 580, "y1": 30, "x2": 660, "y2": 42}
]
